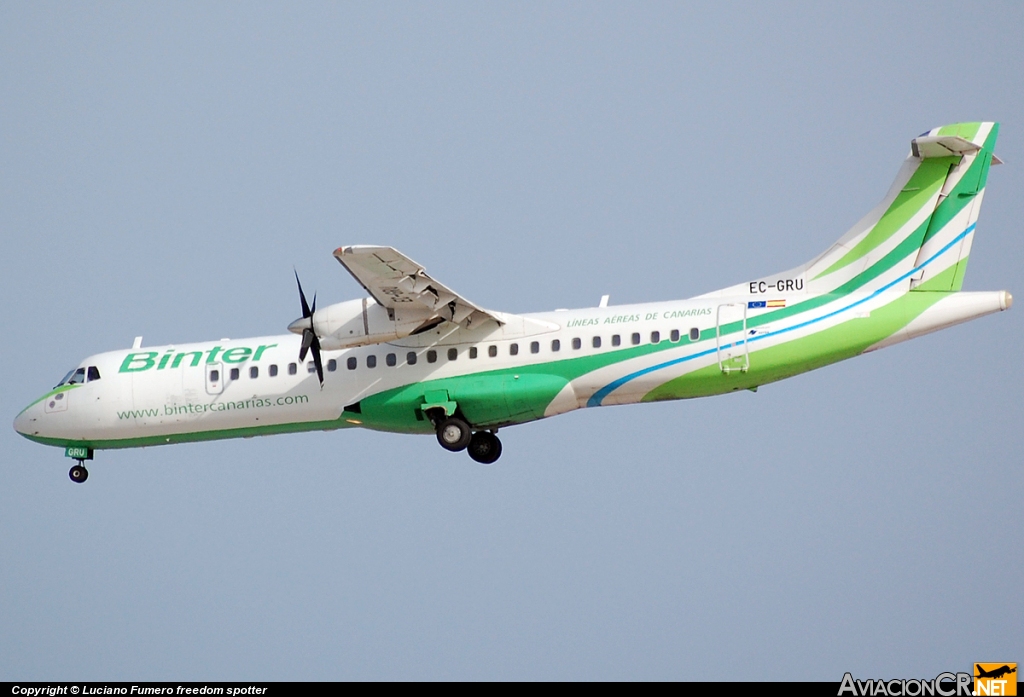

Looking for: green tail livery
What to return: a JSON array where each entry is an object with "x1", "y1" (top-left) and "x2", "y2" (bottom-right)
[{"x1": 14, "y1": 122, "x2": 1011, "y2": 482}]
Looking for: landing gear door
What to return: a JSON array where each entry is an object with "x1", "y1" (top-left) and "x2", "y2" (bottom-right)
[
  {"x1": 205, "y1": 363, "x2": 224, "y2": 395},
  {"x1": 716, "y1": 303, "x2": 749, "y2": 374}
]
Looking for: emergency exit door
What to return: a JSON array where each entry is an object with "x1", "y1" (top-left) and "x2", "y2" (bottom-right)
[{"x1": 205, "y1": 362, "x2": 225, "y2": 395}]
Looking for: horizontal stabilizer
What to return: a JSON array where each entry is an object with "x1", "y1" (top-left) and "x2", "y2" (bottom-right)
[{"x1": 911, "y1": 135, "x2": 980, "y2": 158}]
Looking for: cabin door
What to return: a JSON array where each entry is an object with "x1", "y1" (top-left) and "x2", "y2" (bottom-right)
[{"x1": 716, "y1": 303, "x2": 749, "y2": 374}]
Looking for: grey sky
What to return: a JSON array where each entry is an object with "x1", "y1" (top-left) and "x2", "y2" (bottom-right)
[{"x1": 2, "y1": 1, "x2": 1021, "y2": 680}]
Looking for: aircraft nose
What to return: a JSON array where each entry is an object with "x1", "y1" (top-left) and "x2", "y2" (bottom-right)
[{"x1": 13, "y1": 404, "x2": 35, "y2": 438}]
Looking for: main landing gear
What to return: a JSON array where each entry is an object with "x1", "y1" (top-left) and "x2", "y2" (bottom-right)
[
  {"x1": 434, "y1": 415, "x2": 503, "y2": 465},
  {"x1": 69, "y1": 462, "x2": 89, "y2": 483},
  {"x1": 467, "y1": 430, "x2": 502, "y2": 465}
]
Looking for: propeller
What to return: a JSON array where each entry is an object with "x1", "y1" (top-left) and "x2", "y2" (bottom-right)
[{"x1": 294, "y1": 270, "x2": 324, "y2": 388}]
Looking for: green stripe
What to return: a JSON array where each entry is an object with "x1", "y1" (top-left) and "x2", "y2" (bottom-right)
[
  {"x1": 951, "y1": 255, "x2": 970, "y2": 292},
  {"x1": 738, "y1": 219, "x2": 931, "y2": 333},
  {"x1": 921, "y1": 151, "x2": 992, "y2": 246},
  {"x1": 642, "y1": 265, "x2": 960, "y2": 402},
  {"x1": 16, "y1": 383, "x2": 82, "y2": 417},
  {"x1": 814, "y1": 157, "x2": 956, "y2": 279}
]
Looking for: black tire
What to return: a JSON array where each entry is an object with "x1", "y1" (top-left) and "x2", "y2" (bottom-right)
[
  {"x1": 69, "y1": 465, "x2": 89, "y2": 483},
  {"x1": 436, "y1": 416, "x2": 471, "y2": 452},
  {"x1": 467, "y1": 431, "x2": 502, "y2": 465}
]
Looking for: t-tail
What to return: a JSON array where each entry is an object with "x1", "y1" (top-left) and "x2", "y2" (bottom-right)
[
  {"x1": 709, "y1": 122, "x2": 1003, "y2": 299},
  {"x1": 804, "y1": 121, "x2": 1001, "y2": 295},
  {"x1": 700, "y1": 122, "x2": 1009, "y2": 349}
]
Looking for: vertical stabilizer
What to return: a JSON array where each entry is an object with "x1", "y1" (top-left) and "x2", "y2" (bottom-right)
[{"x1": 704, "y1": 123, "x2": 1001, "y2": 301}]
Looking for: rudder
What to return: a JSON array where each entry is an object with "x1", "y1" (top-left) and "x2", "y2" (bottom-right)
[{"x1": 910, "y1": 122, "x2": 1000, "y2": 292}]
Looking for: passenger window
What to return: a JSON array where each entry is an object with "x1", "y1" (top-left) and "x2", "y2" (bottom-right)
[
  {"x1": 611, "y1": 335, "x2": 621, "y2": 347},
  {"x1": 270, "y1": 364, "x2": 278, "y2": 377},
  {"x1": 572, "y1": 338, "x2": 582, "y2": 350},
  {"x1": 592, "y1": 336, "x2": 601, "y2": 349},
  {"x1": 210, "y1": 370, "x2": 220, "y2": 382},
  {"x1": 488, "y1": 345, "x2": 497, "y2": 358},
  {"x1": 307, "y1": 362, "x2": 316, "y2": 373},
  {"x1": 367, "y1": 355, "x2": 377, "y2": 368},
  {"x1": 347, "y1": 357, "x2": 357, "y2": 370},
  {"x1": 230, "y1": 368, "x2": 240, "y2": 380},
  {"x1": 530, "y1": 341, "x2": 539, "y2": 354},
  {"x1": 448, "y1": 348, "x2": 458, "y2": 361},
  {"x1": 387, "y1": 353, "x2": 397, "y2": 367},
  {"x1": 690, "y1": 327, "x2": 700, "y2": 341},
  {"x1": 250, "y1": 366, "x2": 259, "y2": 379},
  {"x1": 551, "y1": 339, "x2": 561, "y2": 352},
  {"x1": 469, "y1": 347, "x2": 478, "y2": 359},
  {"x1": 427, "y1": 350, "x2": 437, "y2": 364},
  {"x1": 69, "y1": 368, "x2": 86, "y2": 385},
  {"x1": 651, "y1": 331, "x2": 660, "y2": 344},
  {"x1": 288, "y1": 363, "x2": 297, "y2": 375},
  {"x1": 87, "y1": 366, "x2": 101, "y2": 382},
  {"x1": 407, "y1": 352, "x2": 417, "y2": 365},
  {"x1": 328, "y1": 359, "x2": 337, "y2": 372},
  {"x1": 510, "y1": 343, "x2": 519, "y2": 356},
  {"x1": 671, "y1": 329, "x2": 680, "y2": 342},
  {"x1": 631, "y1": 332, "x2": 641, "y2": 345}
]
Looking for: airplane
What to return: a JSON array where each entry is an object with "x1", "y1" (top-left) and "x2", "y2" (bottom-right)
[
  {"x1": 14, "y1": 121, "x2": 1011, "y2": 483},
  {"x1": 975, "y1": 665, "x2": 1016, "y2": 680}
]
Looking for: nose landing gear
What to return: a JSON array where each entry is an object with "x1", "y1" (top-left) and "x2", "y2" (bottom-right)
[{"x1": 69, "y1": 463, "x2": 89, "y2": 483}]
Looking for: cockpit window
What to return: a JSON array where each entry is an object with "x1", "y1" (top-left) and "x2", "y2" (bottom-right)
[
  {"x1": 87, "y1": 366, "x2": 101, "y2": 382},
  {"x1": 55, "y1": 369, "x2": 77, "y2": 388},
  {"x1": 68, "y1": 368, "x2": 86, "y2": 385}
]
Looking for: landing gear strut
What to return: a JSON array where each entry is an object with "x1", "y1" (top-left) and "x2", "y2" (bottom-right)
[
  {"x1": 468, "y1": 431, "x2": 502, "y2": 465},
  {"x1": 69, "y1": 463, "x2": 89, "y2": 483}
]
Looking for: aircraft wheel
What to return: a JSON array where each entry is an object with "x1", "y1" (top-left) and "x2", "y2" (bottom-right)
[
  {"x1": 436, "y1": 416, "x2": 472, "y2": 452},
  {"x1": 467, "y1": 431, "x2": 502, "y2": 465},
  {"x1": 69, "y1": 464, "x2": 89, "y2": 483}
]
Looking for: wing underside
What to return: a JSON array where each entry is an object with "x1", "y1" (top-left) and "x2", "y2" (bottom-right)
[{"x1": 333, "y1": 246, "x2": 502, "y2": 328}]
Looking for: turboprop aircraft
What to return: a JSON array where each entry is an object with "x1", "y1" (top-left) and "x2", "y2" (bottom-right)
[{"x1": 14, "y1": 122, "x2": 1012, "y2": 482}]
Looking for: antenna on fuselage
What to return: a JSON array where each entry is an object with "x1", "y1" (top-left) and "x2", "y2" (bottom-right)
[
  {"x1": 599, "y1": 295, "x2": 610, "y2": 308},
  {"x1": 132, "y1": 336, "x2": 143, "y2": 349}
]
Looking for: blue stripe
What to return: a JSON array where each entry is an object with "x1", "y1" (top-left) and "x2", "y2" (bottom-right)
[{"x1": 586, "y1": 224, "x2": 976, "y2": 407}]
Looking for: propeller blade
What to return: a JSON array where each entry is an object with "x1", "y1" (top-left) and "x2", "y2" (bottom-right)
[
  {"x1": 295, "y1": 270, "x2": 311, "y2": 319},
  {"x1": 293, "y1": 269, "x2": 323, "y2": 387},
  {"x1": 300, "y1": 328, "x2": 313, "y2": 362},
  {"x1": 311, "y1": 334, "x2": 324, "y2": 387}
]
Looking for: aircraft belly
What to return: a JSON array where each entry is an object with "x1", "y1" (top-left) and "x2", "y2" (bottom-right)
[{"x1": 357, "y1": 371, "x2": 572, "y2": 432}]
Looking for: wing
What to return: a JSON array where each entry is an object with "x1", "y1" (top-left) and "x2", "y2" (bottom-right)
[{"x1": 332, "y1": 246, "x2": 503, "y2": 327}]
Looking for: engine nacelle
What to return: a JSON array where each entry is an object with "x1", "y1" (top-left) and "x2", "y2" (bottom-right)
[{"x1": 308, "y1": 298, "x2": 439, "y2": 350}]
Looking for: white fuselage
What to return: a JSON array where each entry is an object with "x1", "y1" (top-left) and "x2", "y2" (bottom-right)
[{"x1": 14, "y1": 289, "x2": 1009, "y2": 449}]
